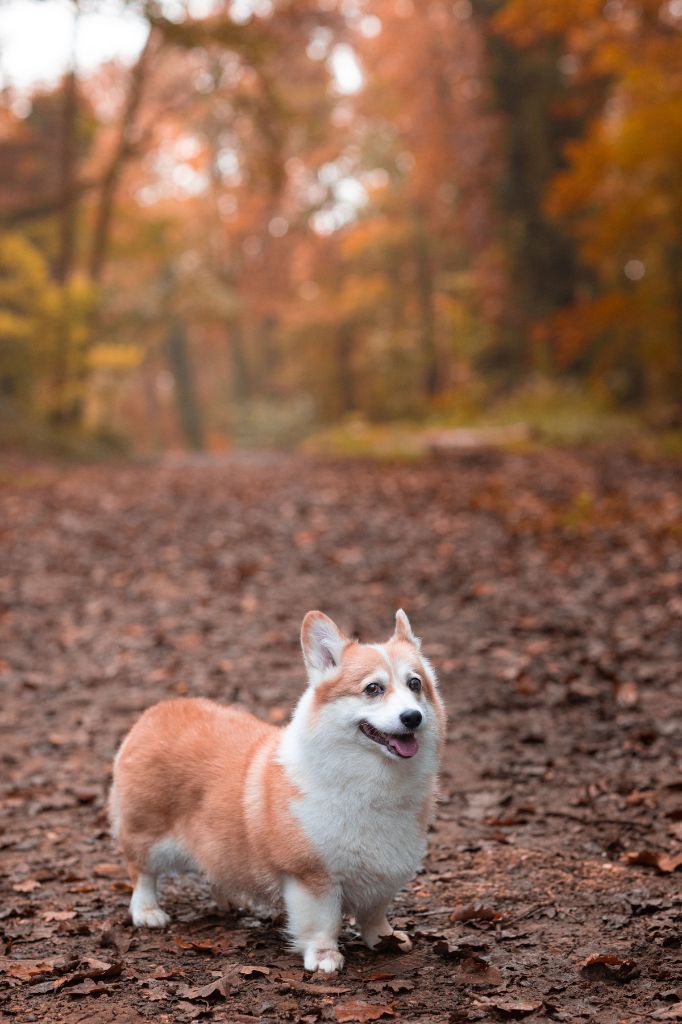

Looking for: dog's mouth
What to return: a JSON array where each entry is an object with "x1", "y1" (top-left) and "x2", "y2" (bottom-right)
[{"x1": 359, "y1": 720, "x2": 419, "y2": 759}]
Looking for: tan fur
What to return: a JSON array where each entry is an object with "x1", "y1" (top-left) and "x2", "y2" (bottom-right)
[
  {"x1": 110, "y1": 609, "x2": 445, "y2": 972},
  {"x1": 313, "y1": 638, "x2": 446, "y2": 750},
  {"x1": 111, "y1": 697, "x2": 329, "y2": 902},
  {"x1": 312, "y1": 644, "x2": 387, "y2": 706}
]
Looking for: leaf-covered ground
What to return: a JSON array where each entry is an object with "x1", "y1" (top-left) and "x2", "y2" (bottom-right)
[{"x1": 1, "y1": 449, "x2": 681, "y2": 1024}]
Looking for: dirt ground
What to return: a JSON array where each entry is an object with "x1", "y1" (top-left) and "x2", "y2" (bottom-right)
[{"x1": 1, "y1": 449, "x2": 681, "y2": 1024}]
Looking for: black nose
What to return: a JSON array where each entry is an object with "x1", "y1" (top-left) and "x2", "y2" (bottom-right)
[{"x1": 400, "y1": 709, "x2": 422, "y2": 730}]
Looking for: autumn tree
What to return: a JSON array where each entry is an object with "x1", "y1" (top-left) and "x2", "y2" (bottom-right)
[
  {"x1": 83, "y1": 1, "x2": 347, "y2": 447},
  {"x1": 495, "y1": 0, "x2": 682, "y2": 404},
  {"x1": 346, "y1": 0, "x2": 504, "y2": 402}
]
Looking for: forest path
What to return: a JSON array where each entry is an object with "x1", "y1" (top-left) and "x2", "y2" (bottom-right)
[{"x1": 1, "y1": 451, "x2": 681, "y2": 1023}]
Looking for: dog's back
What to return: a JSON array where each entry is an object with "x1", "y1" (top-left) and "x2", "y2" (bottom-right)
[{"x1": 111, "y1": 697, "x2": 328, "y2": 917}]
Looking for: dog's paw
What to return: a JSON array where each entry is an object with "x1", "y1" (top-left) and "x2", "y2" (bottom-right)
[
  {"x1": 364, "y1": 928, "x2": 413, "y2": 952},
  {"x1": 131, "y1": 906, "x2": 170, "y2": 929},
  {"x1": 304, "y1": 947, "x2": 344, "y2": 973},
  {"x1": 392, "y1": 929, "x2": 412, "y2": 952}
]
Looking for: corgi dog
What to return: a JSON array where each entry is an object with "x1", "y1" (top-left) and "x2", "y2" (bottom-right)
[{"x1": 109, "y1": 609, "x2": 445, "y2": 973}]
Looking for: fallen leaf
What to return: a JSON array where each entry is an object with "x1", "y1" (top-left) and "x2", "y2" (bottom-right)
[
  {"x1": 372, "y1": 932, "x2": 413, "y2": 954},
  {"x1": 364, "y1": 970, "x2": 400, "y2": 982},
  {"x1": 99, "y1": 926, "x2": 132, "y2": 955},
  {"x1": 42, "y1": 910, "x2": 77, "y2": 922},
  {"x1": 238, "y1": 964, "x2": 271, "y2": 977},
  {"x1": 151, "y1": 964, "x2": 184, "y2": 979},
  {"x1": 175, "y1": 936, "x2": 223, "y2": 954},
  {"x1": 578, "y1": 953, "x2": 639, "y2": 982},
  {"x1": 110, "y1": 879, "x2": 133, "y2": 892},
  {"x1": 93, "y1": 863, "x2": 124, "y2": 878},
  {"x1": 28, "y1": 957, "x2": 123, "y2": 994},
  {"x1": 488, "y1": 997, "x2": 544, "y2": 1018},
  {"x1": 177, "y1": 972, "x2": 239, "y2": 1001},
  {"x1": 47, "y1": 733, "x2": 71, "y2": 746},
  {"x1": 12, "y1": 878, "x2": 42, "y2": 892},
  {"x1": 624, "y1": 850, "x2": 682, "y2": 873},
  {"x1": 0, "y1": 957, "x2": 60, "y2": 982},
  {"x1": 65, "y1": 977, "x2": 111, "y2": 997},
  {"x1": 142, "y1": 988, "x2": 167, "y2": 1003},
  {"x1": 432, "y1": 936, "x2": 490, "y2": 959},
  {"x1": 455, "y1": 955, "x2": 504, "y2": 986},
  {"x1": 651, "y1": 1006, "x2": 682, "y2": 1020},
  {"x1": 334, "y1": 1001, "x2": 395, "y2": 1022},
  {"x1": 176, "y1": 1000, "x2": 209, "y2": 1020}
]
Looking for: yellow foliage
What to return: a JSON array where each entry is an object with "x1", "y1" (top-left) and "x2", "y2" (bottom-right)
[
  {"x1": 88, "y1": 344, "x2": 144, "y2": 370},
  {"x1": 0, "y1": 233, "x2": 54, "y2": 403},
  {"x1": 0, "y1": 232, "x2": 97, "y2": 418},
  {"x1": 0, "y1": 232, "x2": 52, "y2": 341}
]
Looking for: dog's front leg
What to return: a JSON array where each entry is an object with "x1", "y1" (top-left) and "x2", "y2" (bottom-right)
[
  {"x1": 283, "y1": 877, "x2": 344, "y2": 973},
  {"x1": 358, "y1": 902, "x2": 412, "y2": 952}
]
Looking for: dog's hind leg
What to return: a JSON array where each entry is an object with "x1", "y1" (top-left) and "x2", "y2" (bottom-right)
[
  {"x1": 283, "y1": 877, "x2": 344, "y2": 973},
  {"x1": 358, "y1": 902, "x2": 412, "y2": 952},
  {"x1": 129, "y1": 868, "x2": 170, "y2": 928}
]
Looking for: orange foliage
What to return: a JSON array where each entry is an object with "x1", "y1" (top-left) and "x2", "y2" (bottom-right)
[
  {"x1": 2, "y1": 0, "x2": 680, "y2": 449},
  {"x1": 498, "y1": 0, "x2": 682, "y2": 398}
]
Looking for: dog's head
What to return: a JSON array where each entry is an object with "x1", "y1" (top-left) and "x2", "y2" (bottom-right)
[{"x1": 298, "y1": 610, "x2": 445, "y2": 762}]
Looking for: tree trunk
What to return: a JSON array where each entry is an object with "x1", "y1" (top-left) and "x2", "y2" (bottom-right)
[
  {"x1": 88, "y1": 28, "x2": 158, "y2": 283},
  {"x1": 414, "y1": 227, "x2": 440, "y2": 397},
  {"x1": 335, "y1": 322, "x2": 356, "y2": 414},
  {"x1": 165, "y1": 319, "x2": 205, "y2": 451},
  {"x1": 229, "y1": 320, "x2": 251, "y2": 402},
  {"x1": 50, "y1": 21, "x2": 80, "y2": 427},
  {"x1": 59, "y1": 27, "x2": 158, "y2": 431},
  {"x1": 259, "y1": 313, "x2": 281, "y2": 396},
  {"x1": 55, "y1": 66, "x2": 78, "y2": 286}
]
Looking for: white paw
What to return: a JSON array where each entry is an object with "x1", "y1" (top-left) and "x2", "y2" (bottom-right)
[
  {"x1": 364, "y1": 928, "x2": 412, "y2": 952},
  {"x1": 304, "y1": 947, "x2": 345, "y2": 973},
  {"x1": 392, "y1": 929, "x2": 412, "y2": 952},
  {"x1": 131, "y1": 905, "x2": 170, "y2": 928}
]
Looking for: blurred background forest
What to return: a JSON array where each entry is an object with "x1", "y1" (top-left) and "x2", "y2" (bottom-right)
[{"x1": 0, "y1": 0, "x2": 681, "y2": 456}]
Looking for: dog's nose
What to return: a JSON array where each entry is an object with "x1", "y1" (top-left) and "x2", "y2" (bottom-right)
[{"x1": 400, "y1": 709, "x2": 422, "y2": 730}]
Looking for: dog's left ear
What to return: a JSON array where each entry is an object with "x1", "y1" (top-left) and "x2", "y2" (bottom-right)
[
  {"x1": 392, "y1": 608, "x2": 420, "y2": 648},
  {"x1": 301, "y1": 611, "x2": 348, "y2": 681}
]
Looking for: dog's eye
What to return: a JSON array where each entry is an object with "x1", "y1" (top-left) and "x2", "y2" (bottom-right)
[
  {"x1": 407, "y1": 677, "x2": 422, "y2": 693},
  {"x1": 364, "y1": 681, "x2": 384, "y2": 696}
]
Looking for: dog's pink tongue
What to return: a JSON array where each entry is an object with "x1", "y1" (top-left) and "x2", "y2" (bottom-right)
[{"x1": 388, "y1": 733, "x2": 419, "y2": 758}]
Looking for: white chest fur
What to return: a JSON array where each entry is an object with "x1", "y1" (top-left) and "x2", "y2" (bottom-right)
[
  {"x1": 293, "y1": 784, "x2": 428, "y2": 913},
  {"x1": 278, "y1": 701, "x2": 437, "y2": 916}
]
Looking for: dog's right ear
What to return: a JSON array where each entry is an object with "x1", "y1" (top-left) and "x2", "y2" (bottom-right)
[{"x1": 301, "y1": 611, "x2": 348, "y2": 682}]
